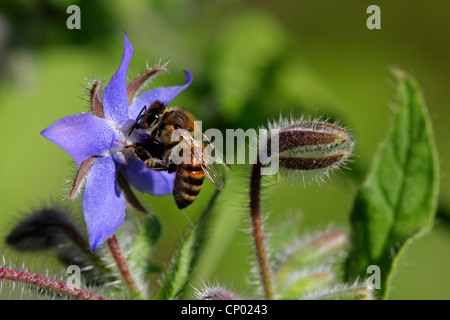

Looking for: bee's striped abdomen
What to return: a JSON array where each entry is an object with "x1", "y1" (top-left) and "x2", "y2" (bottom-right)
[{"x1": 173, "y1": 163, "x2": 205, "y2": 209}]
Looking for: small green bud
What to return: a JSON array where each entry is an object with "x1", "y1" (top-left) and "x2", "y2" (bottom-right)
[
  {"x1": 277, "y1": 266, "x2": 334, "y2": 299},
  {"x1": 275, "y1": 229, "x2": 348, "y2": 285}
]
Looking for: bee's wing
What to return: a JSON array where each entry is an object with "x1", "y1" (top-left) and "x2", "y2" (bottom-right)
[
  {"x1": 200, "y1": 161, "x2": 224, "y2": 191},
  {"x1": 201, "y1": 132, "x2": 233, "y2": 171},
  {"x1": 177, "y1": 129, "x2": 225, "y2": 191}
]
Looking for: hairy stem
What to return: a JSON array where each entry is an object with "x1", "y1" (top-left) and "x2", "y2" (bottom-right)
[
  {"x1": 0, "y1": 267, "x2": 107, "y2": 300},
  {"x1": 249, "y1": 162, "x2": 274, "y2": 300},
  {"x1": 106, "y1": 235, "x2": 143, "y2": 299}
]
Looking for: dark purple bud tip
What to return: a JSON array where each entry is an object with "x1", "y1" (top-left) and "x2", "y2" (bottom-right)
[
  {"x1": 279, "y1": 149, "x2": 350, "y2": 171},
  {"x1": 279, "y1": 121, "x2": 348, "y2": 153}
]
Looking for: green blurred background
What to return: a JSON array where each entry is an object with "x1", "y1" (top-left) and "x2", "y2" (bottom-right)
[{"x1": 0, "y1": 0, "x2": 448, "y2": 299}]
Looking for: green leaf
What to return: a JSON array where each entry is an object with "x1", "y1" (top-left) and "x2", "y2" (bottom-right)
[
  {"x1": 157, "y1": 223, "x2": 197, "y2": 300},
  {"x1": 345, "y1": 70, "x2": 439, "y2": 299},
  {"x1": 157, "y1": 188, "x2": 221, "y2": 300}
]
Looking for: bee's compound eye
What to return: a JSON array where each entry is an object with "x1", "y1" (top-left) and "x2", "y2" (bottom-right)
[{"x1": 146, "y1": 114, "x2": 159, "y2": 126}]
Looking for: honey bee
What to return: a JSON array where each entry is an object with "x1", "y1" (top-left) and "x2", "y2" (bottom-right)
[{"x1": 128, "y1": 100, "x2": 228, "y2": 209}]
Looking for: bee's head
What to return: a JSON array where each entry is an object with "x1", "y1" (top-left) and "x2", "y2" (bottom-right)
[{"x1": 139, "y1": 101, "x2": 166, "y2": 129}]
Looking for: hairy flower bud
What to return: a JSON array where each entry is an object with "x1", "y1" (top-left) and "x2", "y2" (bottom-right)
[
  {"x1": 6, "y1": 206, "x2": 82, "y2": 251},
  {"x1": 261, "y1": 117, "x2": 354, "y2": 181},
  {"x1": 275, "y1": 229, "x2": 348, "y2": 281},
  {"x1": 277, "y1": 266, "x2": 334, "y2": 299}
]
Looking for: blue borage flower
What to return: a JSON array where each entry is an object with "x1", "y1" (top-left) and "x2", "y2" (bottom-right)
[{"x1": 41, "y1": 32, "x2": 192, "y2": 251}]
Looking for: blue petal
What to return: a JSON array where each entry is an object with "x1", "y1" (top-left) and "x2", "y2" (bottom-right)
[
  {"x1": 82, "y1": 156, "x2": 126, "y2": 252},
  {"x1": 128, "y1": 70, "x2": 193, "y2": 120},
  {"x1": 102, "y1": 32, "x2": 134, "y2": 125},
  {"x1": 41, "y1": 112, "x2": 122, "y2": 166},
  {"x1": 119, "y1": 157, "x2": 175, "y2": 196}
]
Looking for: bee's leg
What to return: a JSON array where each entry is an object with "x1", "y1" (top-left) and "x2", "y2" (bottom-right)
[
  {"x1": 144, "y1": 157, "x2": 168, "y2": 171},
  {"x1": 128, "y1": 145, "x2": 169, "y2": 171},
  {"x1": 160, "y1": 141, "x2": 182, "y2": 167}
]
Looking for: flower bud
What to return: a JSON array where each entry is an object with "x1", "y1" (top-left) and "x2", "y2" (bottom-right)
[
  {"x1": 275, "y1": 229, "x2": 348, "y2": 284},
  {"x1": 6, "y1": 206, "x2": 79, "y2": 251},
  {"x1": 278, "y1": 121, "x2": 348, "y2": 153},
  {"x1": 261, "y1": 117, "x2": 354, "y2": 181},
  {"x1": 277, "y1": 266, "x2": 334, "y2": 299}
]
